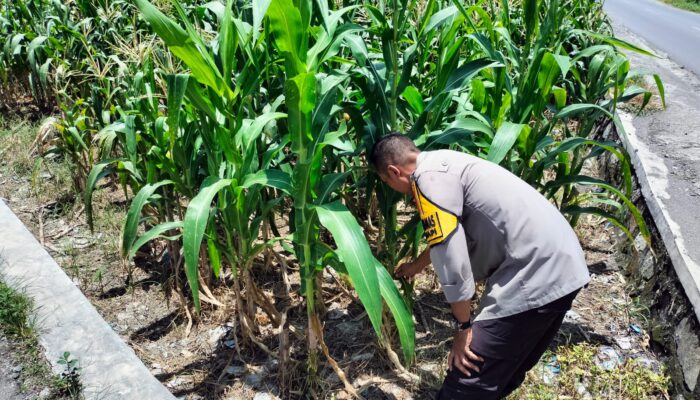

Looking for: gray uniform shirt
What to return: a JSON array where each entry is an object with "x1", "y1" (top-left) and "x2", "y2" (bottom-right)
[{"x1": 411, "y1": 150, "x2": 590, "y2": 321}]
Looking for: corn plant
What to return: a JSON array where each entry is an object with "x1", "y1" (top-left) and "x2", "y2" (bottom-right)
[{"x1": 265, "y1": 0, "x2": 414, "y2": 388}]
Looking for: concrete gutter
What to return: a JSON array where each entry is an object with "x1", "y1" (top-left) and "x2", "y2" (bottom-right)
[
  {"x1": 618, "y1": 113, "x2": 700, "y2": 324},
  {"x1": 609, "y1": 22, "x2": 700, "y2": 323},
  {"x1": 0, "y1": 200, "x2": 175, "y2": 400}
]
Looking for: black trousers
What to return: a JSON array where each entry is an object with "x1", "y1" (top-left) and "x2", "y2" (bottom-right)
[{"x1": 437, "y1": 289, "x2": 580, "y2": 400}]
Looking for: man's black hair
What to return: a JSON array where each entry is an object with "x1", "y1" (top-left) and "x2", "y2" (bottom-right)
[{"x1": 369, "y1": 132, "x2": 419, "y2": 173}]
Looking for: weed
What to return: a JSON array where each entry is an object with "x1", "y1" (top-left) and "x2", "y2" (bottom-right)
[
  {"x1": 53, "y1": 351, "x2": 83, "y2": 399},
  {"x1": 509, "y1": 343, "x2": 670, "y2": 399},
  {"x1": 0, "y1": 278, "x2": 34, "y2": 338}
]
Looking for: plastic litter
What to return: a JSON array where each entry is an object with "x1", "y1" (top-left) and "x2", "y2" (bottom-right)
[
  {"x1": 541, "y1": 356, "x2": 560, "y2": 385},
  {"x1": 595, "y1": 346, "x2": 623, "y2": 370},
  {"x1": 629, "y1": 324, "x2": 642, "y2": 335}
]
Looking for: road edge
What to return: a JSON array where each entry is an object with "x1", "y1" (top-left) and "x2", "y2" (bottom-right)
[{"x1": 0, "y1": 200, "x2": 176, "y2": 400}]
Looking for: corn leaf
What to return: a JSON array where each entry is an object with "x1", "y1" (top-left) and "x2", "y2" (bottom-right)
[
  {"x1": 240, "y1": 170, "x2": 293, "y2": 194},
  {"x1": 183, "y1": 177, "x2": 233, "y2": 313},
  {"x1": 376, "y1": 262, "x2": 415, "y2": 365},
  {"x1": 487, "y1": 122, "x2": 525, "y2": 164},
  {"x1": 316, "y1": 201, "x2": 383, "y2": 338},
  {"x1": 134, "y1": 0, "x2": 227, "y2": 95},
  {"x1": 122, "y1": 180, "x2": 173, "y2": 258},
  {"x1": 127, "y1": 221, "x2": 183, "y2": 260}
]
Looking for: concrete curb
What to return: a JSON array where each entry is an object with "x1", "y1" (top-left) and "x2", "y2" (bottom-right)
[
  {"x1": 618, "y1": 113, "x2": 700, "y2": 323},
  {"x1": 0, "y1": 200, "x2": 175, "y2": 400}
]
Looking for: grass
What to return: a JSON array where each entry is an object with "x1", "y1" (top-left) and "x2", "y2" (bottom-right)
[
  {"x1": 508, "y1": 343, "x2": 669, "y2": 399},
  {"x1": 0, "y1": 256, "x2": 82, "y2": 399},
  {"x1": 661, "y1": 0, "x2": 700, "y2": 12}
]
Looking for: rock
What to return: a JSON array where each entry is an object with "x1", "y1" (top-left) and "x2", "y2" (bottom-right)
[
  {"x1": 265, "y1": 358, "x2": 279, "y2": 372},
  {"x1": 253, "y1": 393, "x2": 274, "y2": 400},
  {"x1": 574, "y1": 380, "x2": 593, "y2": 399},
  {"x1": 633, "y1": 233, "x2": 648, "y2": 253},
  {"x1": 116, "y1": 312, "x2": 129, "y2": 322},
  {"x1": 674, "y1": 317, "x2": 700, "y2": 391},
  {"x1": 418, "y1": 362, "x2": 440, "y2": 374},
  {"x1": 639, "y1": 253, "x2": 655, "y2": 280},
  {"x1": 564, "y1": 310, "x2": 581, "y2": 323},
  {"x1": 614, "y1": 336, "x2": 633, "y2": 350},
  {"x1": 38, "y1": 387, "x2": 51, "y2": 399},
  {"x1": 327, "y1": 303, "x2": 348, "y2": 320},
  {"x1": 336, "y1": 321, "x2": 361, "y2": 336},
  {"x1": 225, "y1": 365, "x2": 246, "y2": 376},
  {"x1": 180, "y1": 349, "x2": 194, "y2": 358},
  {"x1": 244, "y1": 372, "x2": 264, "y2": 388},
  {"x1": 350, "y1": 352, "x2": 373, "y2": 362},
  {"x1": 166, "y1": 377, "x2": 186, "y2": 388}
]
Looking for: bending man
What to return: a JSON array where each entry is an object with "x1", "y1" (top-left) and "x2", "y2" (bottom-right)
[{"x1": 369, "y1": 134, "x2": 590, "y2": 399}]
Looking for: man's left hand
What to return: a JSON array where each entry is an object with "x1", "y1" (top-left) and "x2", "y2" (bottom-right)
[{"x1": 448, "y1": 328, "x2": 484, "y2": 377}]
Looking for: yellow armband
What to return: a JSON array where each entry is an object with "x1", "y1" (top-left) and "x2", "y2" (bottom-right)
[{"x1": 411, "y1": 180, "x2": 459, "y2": 247}]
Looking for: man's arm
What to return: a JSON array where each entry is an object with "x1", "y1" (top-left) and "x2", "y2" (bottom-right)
[
  {"x1": 450, "y1": 299, "x2": 471, "y2": 323},
  {"x1": 395, "y1": 247, "x2": 431, "y2": 279}
]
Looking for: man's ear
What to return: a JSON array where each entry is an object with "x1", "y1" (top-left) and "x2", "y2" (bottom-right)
[{"x1": 386, "y1": 165, "x2": 401, "y2": 178}]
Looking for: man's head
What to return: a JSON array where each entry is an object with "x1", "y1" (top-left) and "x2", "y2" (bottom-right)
[{"x1": 369, "y1": 133, "x2": 420, "y2": 194}]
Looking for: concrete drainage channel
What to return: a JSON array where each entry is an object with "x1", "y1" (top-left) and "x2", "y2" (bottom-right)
[
  {"x1": 0, "y1": 200, "x2": 175, "y2": 400},
  {"x1": 604, "y1": 114, "x2": 700, "y2": 399}
]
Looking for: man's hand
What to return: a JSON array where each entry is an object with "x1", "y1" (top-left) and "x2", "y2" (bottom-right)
[
  {"x1": 395, "y1": 248, "x2": 431, "y2": 280},
  {"x1": 448, "y1": 328, "x2": 484, "y2": 376},
  {"x1": 394, "y1": 261, "x2": 426, "y2": 280}
]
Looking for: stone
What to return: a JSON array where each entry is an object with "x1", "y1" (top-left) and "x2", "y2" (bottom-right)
[
  {"x1": 639, "y1": 253, "x2": 655, "y2": 280},
  {"x1": 674, "y1": 317, "x2": 700, "y2": 391},
  {"x1": 244, "y1": 372, "x2": 264, "y2": 388},
  {"x1": 225, "y1": 365, "x2": 246, "y2": 376},
  {"x1": 38, "y1": 387, "x2": 51, "y2": 399},
  {"x1": 253, "y1": 393, "x2": 274, "y2": 400},
  {"x1": 633, "y1": 233, "x2": 648, "y2": 253},
  {"x1": 614, "y1": 336, "x2": 633, "y2": 350}
]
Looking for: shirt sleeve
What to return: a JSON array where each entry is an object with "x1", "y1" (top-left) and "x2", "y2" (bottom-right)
[{"x1": 414, "y1": 171, "x2": 475, "y2": 303}]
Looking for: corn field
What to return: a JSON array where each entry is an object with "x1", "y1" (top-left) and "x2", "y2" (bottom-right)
[{"x1": 1, "y1": 0, "x2": 664, "y2": 396}]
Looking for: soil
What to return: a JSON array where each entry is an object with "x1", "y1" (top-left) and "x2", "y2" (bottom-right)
[{"x1": 0, "y1": 120, "x2": 670, "y2": 399}]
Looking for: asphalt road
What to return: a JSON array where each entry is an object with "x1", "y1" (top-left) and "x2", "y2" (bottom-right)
[{"x1": 604, "y1": 0, "x2": 700, "y2": 77}]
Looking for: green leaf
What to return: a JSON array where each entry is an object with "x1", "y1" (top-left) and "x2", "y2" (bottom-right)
[
  {"x1": 376, "y1": 263, "x2": 415, "y2": 365},
  {"x1": 544, "y1": 175, "x2": 650, "y2": 244},
  {"x1": 84, "y1": 160, "x2": 117, "y2": 231},
  {"x1": 562, "y1": 205, "x2": 632, "y2": 241},
  {"x1": 401, "y1": 86, "x2": 424, "y2": 114},
  {"x1": 220, "y1": 0, "x2": 238, "y2": 85},
  {"x1": 240, "y1": 169, "x2": 293, "y2": 194},
  {"x1": 267, "y1": 0, "x2": 305, "y2": 75},
  {"x1": 537, "y1": 52, "x2": 561, "y2": 97},
  {"x1": 653, "y1": 74, "x2": 666, "y2": 109},
  {"x1": 316, "y1": 171, "x2": 351, "y2": 204},
  {"x1": 183, "y1": 177, "x2": 233, "y2": 313},
  {"x1": 444, "y1": 59, "x2": 502, "y2": 92},
  {"x1": 127, "y1": 221, "x2": 183, "y2": 260},
  {"x1": 241, "y1": 112, "x2": 286, "y2": 150},
  {"x1": 253, "y1": 0, "x2": 272, "y2": 42},
  {"x1": 316, "y1": 202, "x2": 382, "y2": 338},
  {"x1": 122, "y1": 181, "x2": 173, "y2": 258},
  {"x1": 554, "y1": 103, "x2": 612, "y2": 119},
  {"x1": 135, "y1": 0, "x2": 227, "y2": 96},
  {"x1": 487, "y1": 122, "x2": 525, "y2": 164},
  {"x1": 577, "y1": 30, "x2": 658, "y2": 58},
  {"x1": 523, "y1": 0, "x2": 538, "y2": 41}
]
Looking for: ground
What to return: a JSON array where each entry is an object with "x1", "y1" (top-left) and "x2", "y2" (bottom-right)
[{"x1": 0, "y1": 118, "x2": 672, "y2": 399}]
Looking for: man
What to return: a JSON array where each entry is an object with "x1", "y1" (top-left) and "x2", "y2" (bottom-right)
[{"x1": 369, "y1": 134, "x2": 590, "y2": 399}]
